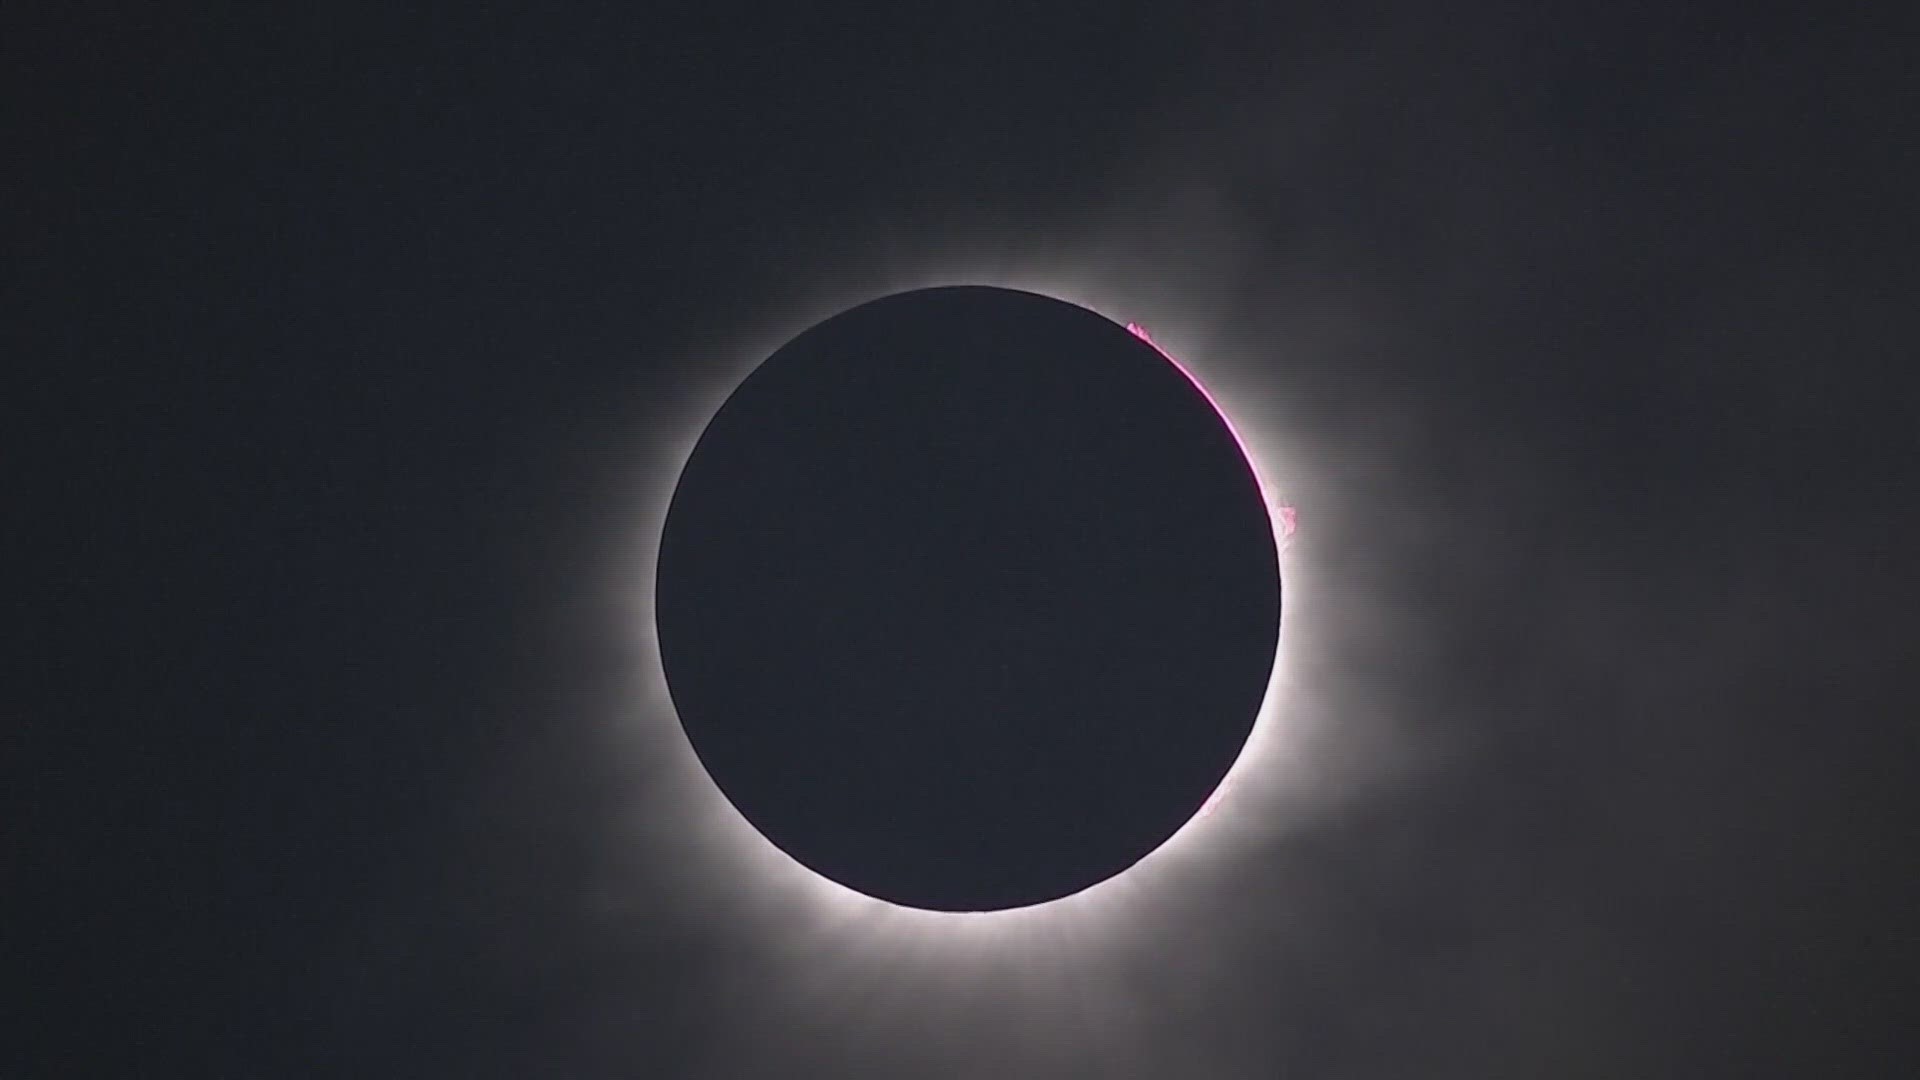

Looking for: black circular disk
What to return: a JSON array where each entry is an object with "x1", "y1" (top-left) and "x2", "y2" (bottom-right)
[{"x1": 656, "y1": 286, "x2": 1280, "y2": 911}]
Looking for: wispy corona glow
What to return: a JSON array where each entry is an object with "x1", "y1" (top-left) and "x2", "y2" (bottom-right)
[{"x1": 584, "y1": 248, "x2": 1339, "y2": 1065}]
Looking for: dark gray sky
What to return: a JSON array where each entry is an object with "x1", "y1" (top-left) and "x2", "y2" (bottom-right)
[{"x1": 10, "y1": 4, "x2": 1915, "y2": 1077}]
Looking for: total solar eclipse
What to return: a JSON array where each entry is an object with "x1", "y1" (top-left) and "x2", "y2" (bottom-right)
[{"x1": 656, "y1": 286, "x2": 1281, "y2": 912}]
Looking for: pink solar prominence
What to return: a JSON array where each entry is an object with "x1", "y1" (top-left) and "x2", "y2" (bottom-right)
[{"x1": 1126, "y1": 322, "x2": 1296, "y2": 552}]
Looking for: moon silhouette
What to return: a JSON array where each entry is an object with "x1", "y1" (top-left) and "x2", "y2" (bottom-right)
[{"x1": 656, "y1": 286, "x2": 1280, "y2": 911}]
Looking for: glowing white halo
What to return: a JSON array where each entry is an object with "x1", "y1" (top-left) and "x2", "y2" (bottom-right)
[{"x1": 596, "y1": 250, "x2": 1318, "y2": 969}]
